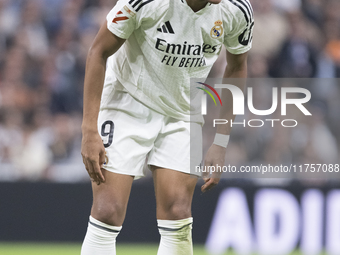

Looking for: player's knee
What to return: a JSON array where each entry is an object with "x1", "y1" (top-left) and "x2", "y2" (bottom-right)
[
  {"x1": 92, "y1": 203, "x2": 125, "y2": 226},
  {"x1": 166, "y1": 201, "x2": 191, "y2": 220}
]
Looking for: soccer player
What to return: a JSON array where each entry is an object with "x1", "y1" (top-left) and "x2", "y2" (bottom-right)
[{"x1": 80, "y1": 0, "x2": 253, "y2": 254}]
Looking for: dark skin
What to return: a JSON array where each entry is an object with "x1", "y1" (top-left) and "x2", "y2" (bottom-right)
[
  {"x1": 186, "y1": 0, "x2": 222, "y2": 12},
  {"x1": 81, "y1": 26, "x2": 247, "y2": 191},
  {"x1": 81, "y1": 24, "x2": 125, "y2": 185},
  {"x1": 185, "y1": 0, "x2": 248, "y2": 193},
  {"x1": 81, "y1": 0, "x2": 248, "y2": 226},
  {"x1": 201, "y1": 51, "x2": 248, "y2": 192}
]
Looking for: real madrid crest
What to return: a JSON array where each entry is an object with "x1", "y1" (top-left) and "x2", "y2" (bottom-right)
[{"x1": 210, "y1": 20, "x2": 223, "y2": 39}]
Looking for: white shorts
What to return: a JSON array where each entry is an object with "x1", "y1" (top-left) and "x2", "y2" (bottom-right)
[{"x1": 97, "y1": 90, "x2": 202, "y2": 179}]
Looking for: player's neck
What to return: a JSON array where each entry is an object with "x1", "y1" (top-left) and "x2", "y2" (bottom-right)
[
  {"x1": 186, "y1": 0, "x2": 221, "y2": 12},
  {"x1": 186, "y1": 0, "x2": 208, "y2": 12}
]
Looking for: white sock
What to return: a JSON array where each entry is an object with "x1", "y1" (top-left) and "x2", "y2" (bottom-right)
[
  {"x1": 81, "y1": 216, "x2": 122, "y2": 255},
  {"x1": 157, "y1": 217, "x2": 193, "y2": 255}
]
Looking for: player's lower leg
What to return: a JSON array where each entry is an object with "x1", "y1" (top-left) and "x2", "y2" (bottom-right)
[
  {"x1": 81, "y1": 171, "x2": 133, "y2": 255},
  {"x1": 152, "y1": 167, "x2": 197, "y2": 255},
  {"x1": 81, "y1": 216, "x2": 122, "y2": 255},
  {"x1": 157, "y1": 217, "x2": 193, "y2": 255}
]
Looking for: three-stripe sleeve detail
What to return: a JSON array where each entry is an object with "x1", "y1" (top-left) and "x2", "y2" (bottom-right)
[
  {"x1": 129, "y1": 0, "x2": 155, "y2": 12},
  {"x1": 228, "y1": 0, "x2": 254, "y2": 25}
]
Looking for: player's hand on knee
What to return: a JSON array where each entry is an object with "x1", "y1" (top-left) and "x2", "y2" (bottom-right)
[
  {"x1": 201, "y1": 144, "x2": 226, "y2": 193},
  {"x1": 81, "y1": 130, "x2": 106, "y2": 185}
]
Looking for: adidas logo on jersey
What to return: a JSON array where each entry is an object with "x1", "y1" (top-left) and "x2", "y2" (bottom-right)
[{"x1": 157, "y1": 21, "x2": 175, "y2": 34}]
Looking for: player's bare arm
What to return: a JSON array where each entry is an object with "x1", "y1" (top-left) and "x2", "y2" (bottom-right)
[
  {"x1": 201, "y1": 51, "x2": 248, "y2": 193},
  {"x1": 218, "y1": 51, "x2": 248, "y2": 132},
  {"x1": 81, "y1": 23, "x2": 125, "y2": 185}
]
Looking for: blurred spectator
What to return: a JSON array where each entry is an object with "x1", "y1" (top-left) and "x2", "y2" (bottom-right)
[
  {"x1": 272, "y1": 0, "x2": 302, "y2": 13},
  {"x1": 0, "y1": 0, "x2": 109, "y2": 181},
  {"x1": 0, "y1": 0, "x2": 339, "y2": 182},
  {"x1": 270, "y1": 11, "x2": 320, "y2": 77},
  {"x1": 251, "y1": 0, "x2": 289, "y2": 59}
]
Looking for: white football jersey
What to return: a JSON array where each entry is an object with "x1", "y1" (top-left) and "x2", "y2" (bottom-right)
[{"x1": 103, "y1": 0, "x2": 254, "y2": 122}]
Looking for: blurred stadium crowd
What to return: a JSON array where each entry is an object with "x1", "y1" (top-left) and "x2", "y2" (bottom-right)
[{"x1": 0, "y1": 0, "x2": 339, "y2": 182}]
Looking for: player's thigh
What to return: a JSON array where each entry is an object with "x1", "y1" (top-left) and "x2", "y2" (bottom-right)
[
  {"x1": 98, "y1": 91, "x2": 162, "y2": 179},
  {"x1": 91, "y1": 169, "x2": 134, "y2": 226},
  {"x1": 152, "y1": 167, "x2": 198, "y2": 220}
]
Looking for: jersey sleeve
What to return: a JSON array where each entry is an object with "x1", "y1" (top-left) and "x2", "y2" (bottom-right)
[
  {"x1": 223, "y1": 0, "x2": 254, "y2": 55},
  {"x1": 106, "y1": 0, "x2": 140, "y2": 39}
]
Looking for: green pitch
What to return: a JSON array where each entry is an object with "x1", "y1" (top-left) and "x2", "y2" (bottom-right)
[
  {"x1": 0, "y1": 242, "x2": 312, "y2": 255},
  {"x1": 0, "y1": 243, "x2": 211, "y2": 255}
]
